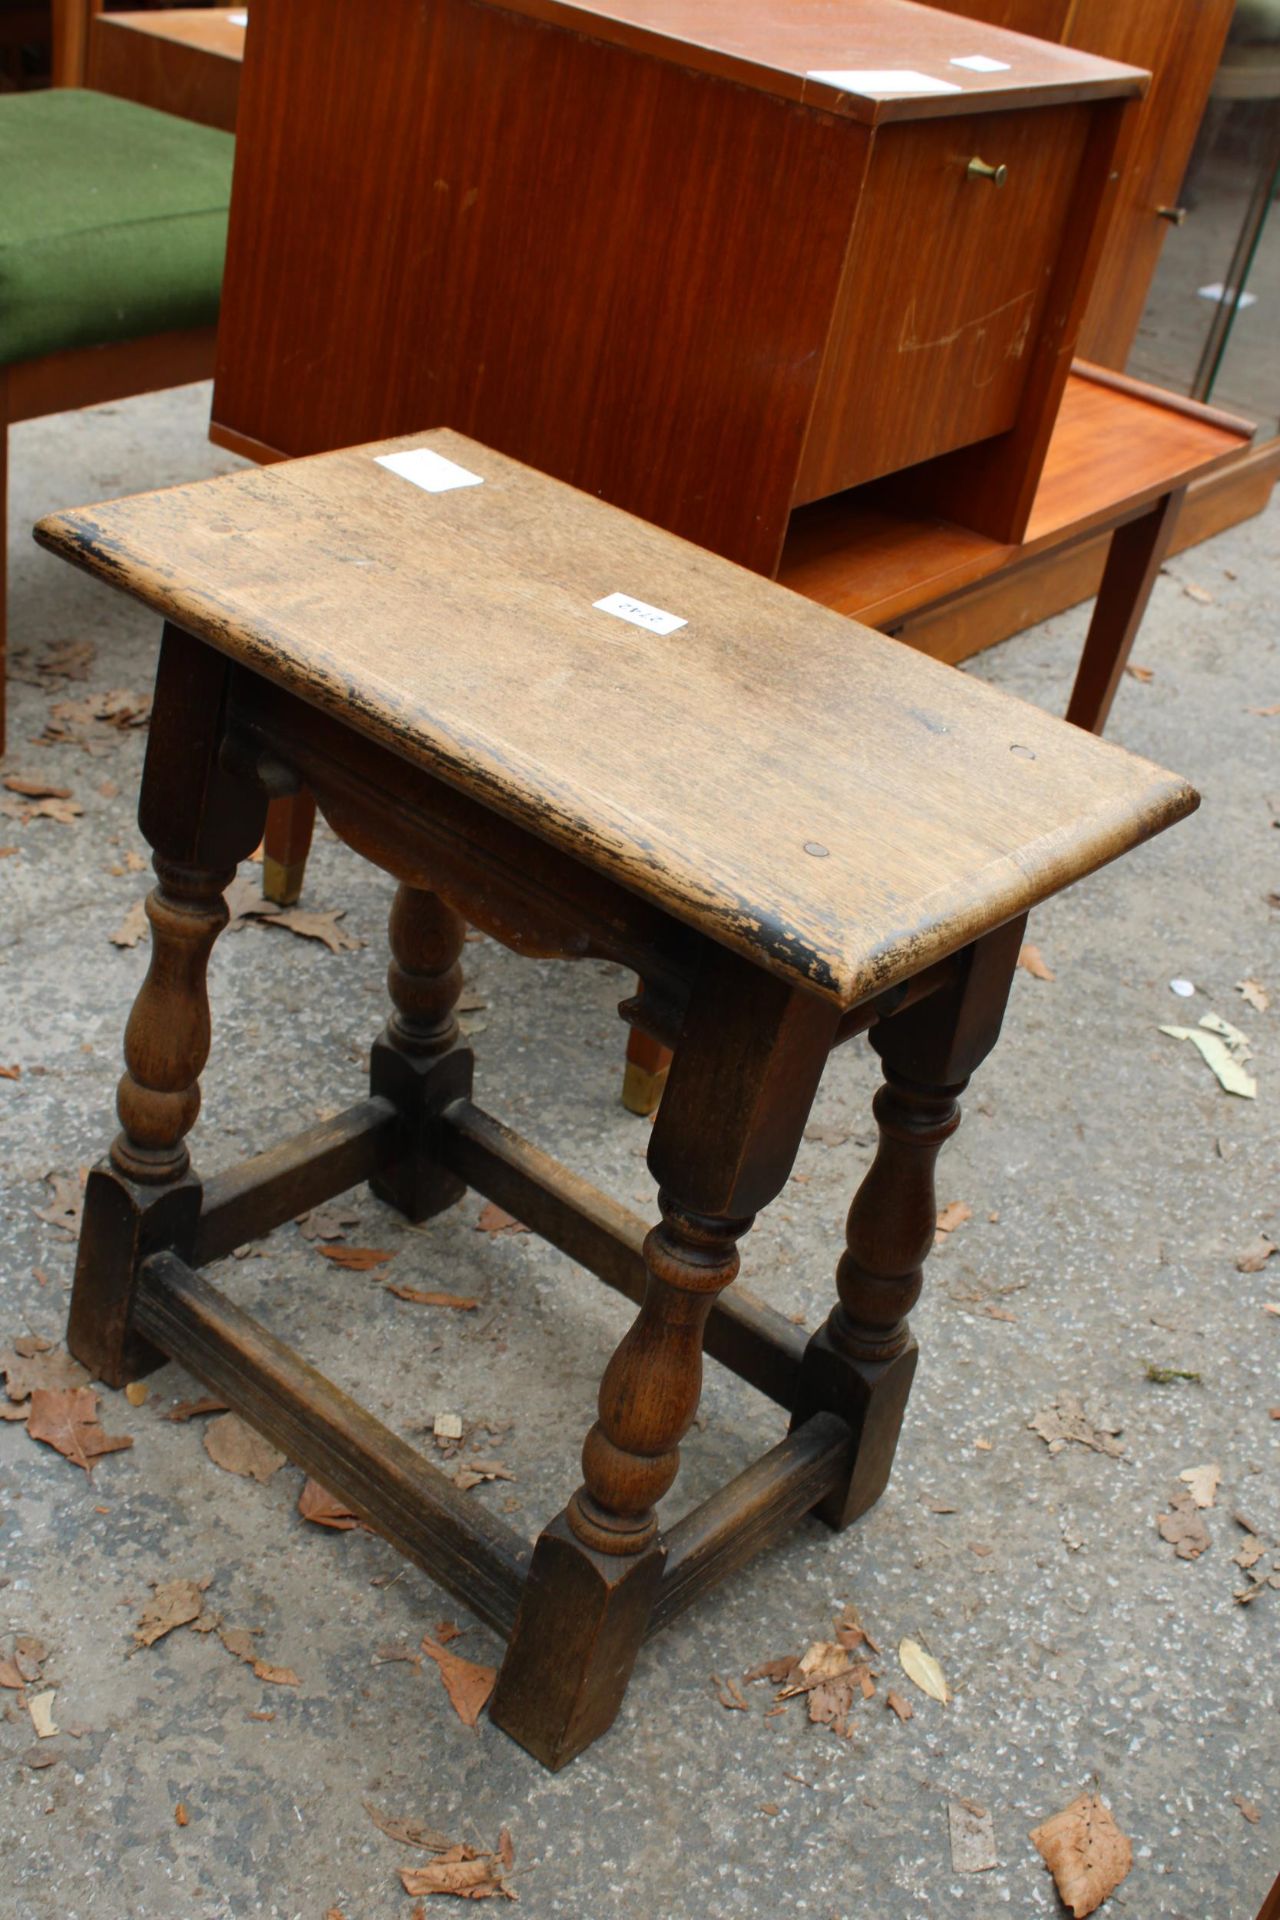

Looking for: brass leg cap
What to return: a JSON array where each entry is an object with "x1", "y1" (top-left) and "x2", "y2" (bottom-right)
[
  {"x1": 261, "y1": 855, "x2": 306, "y2": 908},
  {"x1": 621, "y1": 1059, "x2": 668, "y2": 1117}
]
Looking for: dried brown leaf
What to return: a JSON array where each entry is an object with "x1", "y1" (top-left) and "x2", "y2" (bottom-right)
[
  {"x1": 1236, "y1": 1237, "x2": 1277, "y2": 1274},
  {"x1": 1232, "y1": 1794, "x2": 1261, "y2": 1824},
  {"x1": 712, "y1": 1673, "x2": 749, "y2": 1711},
  {"x1": 27, "y1": 1387, "x2": 133, "y2": 1472},
  {"x1": 297, "y1": 1478, "x2": 364, "y2": 1530},
  {"x1": 109, "y1": 899, "x2": 149, "y2": 949},
  {"x1": 935, "y1": 1201, "x2": 972, "y2": 1239},
  {"x1": 3, "y1": 775, "x2": 70, "y2": 799},
  {"x1": 1030, "y1": 1793, "x2": 1132, "y2": 1917},
  {"x1": 476, "y1": 1203, "x2": 530, "y2": 1236},
  {"x1": 27, "y1": 1690, "x2": 58, "y2": 1738},
  {"x1": 135, "y1": 1578, "x2": 210, "y2": 1648},
  {"x1": 1237, "y1": 979, "x2": 1270, "y2": 1013},
  {"x1": 1028, "y1": 1395, "x2": 1124, "y2": 1458},
  {"x1": 203, "y1": 1413, "x2": 285, "y2": 1483},
  {"x1": 1017, "y1": 943, "x2": 1056, "y2": 982},
  {"x1": 421, "y1": 1635, "x2": 496, "y2": 1729},
  {"x1": 1, "y1": 1345, "x2": 89, "y2": 1403},
  {"x1": 363, "y1": 1798, "x2": 451, "y2": 1851},
  {"x1": 33, "y1": 1171, "x2": 84, "y2": 1236},
  {"x1": 885, "y1": 1689, "x2": 914, "y2": 1722},
  {"x1": 162, "y1": 1396, "x2": 228, "y2": 1422},
  {"x1": 251, "y1": 1660, "x2": 300, "y2": 1687},
  {"x1": 266, "y1": 906, "x2": 362, "y2": 953},
  {"x1": 295, "y1": 1204, "x2": 362, "y2": 1242},
  {"x1": 387, "y1": 1284, "x2": 480, "y2": 1309},
  {"x1": 318, "y1": 1244, "x2": 394, "y2": 1272},
  {"x1": 1157, "y1": 1490, "x2": 1211, "y2": 1560},
  {"x1": 743, "y1": 1655, "x2": 800, "y2": 1685},
  {"x1": 399, "y1": 1846, "x2": 516, "y2": 1900}
]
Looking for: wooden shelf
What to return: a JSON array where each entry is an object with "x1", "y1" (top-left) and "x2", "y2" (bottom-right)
[{"x1": 779, "y1": 365, "x2": 1253, "y2": 627}]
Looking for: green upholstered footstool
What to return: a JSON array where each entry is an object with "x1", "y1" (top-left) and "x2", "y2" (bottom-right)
[{"x1": 0, "y1": 88, "x2": 234, "y2": 745}]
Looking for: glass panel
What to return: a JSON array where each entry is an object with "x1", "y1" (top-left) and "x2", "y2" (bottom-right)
[{"x1": 1127, "y1": 4, "x2": 1280, "y2": 437}]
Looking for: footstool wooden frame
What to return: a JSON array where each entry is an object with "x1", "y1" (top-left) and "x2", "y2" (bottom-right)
[{"x1": 36, "y1": 431, "x2": 1195, "y2": 1768}]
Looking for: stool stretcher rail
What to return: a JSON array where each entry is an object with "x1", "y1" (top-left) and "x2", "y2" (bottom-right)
[
  {"x1": 649, "y1": 1412, "x2": 854, "y2": 1636},
  {"x1": 135, "y1": 1251, "x2": 530, "y2": 1636},
  {"x1": 187, "y1": 1094, "x2": 808, "y2": 1410}
]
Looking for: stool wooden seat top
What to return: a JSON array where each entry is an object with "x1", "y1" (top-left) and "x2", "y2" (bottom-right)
[
  {"x1": 37, "y1": 431, "x2": 1198, "y2": 1770},
  {"x1": 36, "y1": 428, "x2": 1195, "y2": 1010}
]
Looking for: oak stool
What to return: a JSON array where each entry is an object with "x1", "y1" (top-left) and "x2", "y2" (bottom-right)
[{"x1": 37, "y1": 431, "x2": 1197, "y2": 1768}]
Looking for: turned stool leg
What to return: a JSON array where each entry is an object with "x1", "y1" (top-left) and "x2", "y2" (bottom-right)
[
  {"x1": 792, "y1": 917, "x2": 1026, "y2": 1527},
  {"x1": 493, "y1": 946, "x2": 838, "y2": 1767},
  {"x1": 69, "y1": 625, "x2": 266, "y2": 1387},
  {"x1": 369, "y1": 882, "x2": 473, "y2": 1222}
]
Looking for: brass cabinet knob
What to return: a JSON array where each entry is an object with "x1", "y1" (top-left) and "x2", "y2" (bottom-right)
[
  {"x1": 1157, "y1": 205, "x2": 1188, "y2": 224},
  {"x1": 966, "y1": 156, "x2": 1007, "y2": 187}
]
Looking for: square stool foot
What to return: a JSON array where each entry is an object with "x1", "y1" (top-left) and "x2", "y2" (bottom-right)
[
  {"x1": 790, "y1": 1326, "x2": 920, "y2": 1530},
  {"x1": 67, "y1": 1161, "x2": 202, "y2": 1389},
  {"x1": 490, "y1": 1514, "x2": 666, "y2": 1770}
]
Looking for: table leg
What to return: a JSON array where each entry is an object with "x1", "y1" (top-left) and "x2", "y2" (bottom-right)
[
  {"x1": 792, "y1": 916, "x2": 1025, "y2": 1528},
  {"x1": 261, "y1": 789, "x2": 317, "y2": 905},
  {"x1": 491, "y1": 944, "x2": 838, "y2": 1768},
  {"x1": 68, "y1": 625, "x2": 267, "y2": 1387},
  {"x1": 621, "y1": 1021, "x2": 672, "y2": 1116},
  {"x1": 1064, "y1": 488, "x2": 1185, "y2": 735},
  {"x1": 369, "y1": 882, "x2": 474, "y2": 1223}
]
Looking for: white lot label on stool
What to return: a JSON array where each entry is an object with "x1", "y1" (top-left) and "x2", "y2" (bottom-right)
[
  {"x1": 593, "y1": 593, "x2": 686, "y2": 635},
  {"x1": 374, "y1": 449, "x2": 485, "y2": 493},
  {"x1": 807, "y1": 68, "x2": 961, "y2": 95},
  {"x1": 950, "y1": 53, "x2": 1011, "y2": 71}
]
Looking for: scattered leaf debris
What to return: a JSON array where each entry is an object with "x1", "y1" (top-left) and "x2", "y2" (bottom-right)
[
  {"x1": 1160, "y1": 1014, "x2": 1256, "y2": 1098},
  {"x1": 712, "y1": 1673, "x2": 749, "y2": 1711},
  {"x1": 885, "y1": 1690, "x2": 913, "y2": 1722},
  {"x1": 1157, "y1": 1490, "x2": 1211, "y2": 1560},
  {"x1": 1029, "y1": 1792, "x2": 1132, "y2": 1917},
  {"x1": 27, "y1": 1690, "x2": 59, "y2": 1739},
  {"x1": 1145, "y1": 1365, "x2": 1201, "y2": 1386},
  {"x1": 421, "y1": 1635, "x2": 497, "y2": 1730},
  {"x1": 26, "y1": 1387, "x2": 133, "y2": 1472},
  {"x1": 33, "y1": 1171, "x2": 85, "y2": 1237},
  {"x1": 2, "y1": 1343, "x2": 90, "y2": 1407},
  {"x1": 1232, "y1": 1795, "x2": 1261, "y2": 1824},
  {"x1": 399, "y1": 1842, "x2": 517, "y2": 1902},
  {"x1": 1178, "y1": 1463, "x2": 1221, "y2": 1510},
  {"x1": 1028, "y1": 1395, "x2": 1124, "y2": 1458},
  {"x1": 1237, "y1": 978, "x2": 1269, "y2": 1012},
  {"x1": 203, "y1": 1413, "x2": 285, "y2": 1483},
  {"x1": 135, "y1": 1578, "x2": 213, "y2": 1648}
]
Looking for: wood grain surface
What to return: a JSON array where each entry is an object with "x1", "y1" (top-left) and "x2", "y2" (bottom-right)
[
  {"x1": 486, "y1": 0, "x2": 1145, "y2": 122},
  {"x1": 35, "y1": 428, "x2": 1197, "y2": 1010}
]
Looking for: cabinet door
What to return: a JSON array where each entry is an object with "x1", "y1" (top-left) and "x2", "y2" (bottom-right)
[{"x1": 794, "y1": 103, "x2": 1090, "y2": 506}]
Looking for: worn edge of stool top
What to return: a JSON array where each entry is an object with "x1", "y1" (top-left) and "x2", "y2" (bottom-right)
[{"x1": 34, "y1": 429, "x2": 1198, "y2": 1011}]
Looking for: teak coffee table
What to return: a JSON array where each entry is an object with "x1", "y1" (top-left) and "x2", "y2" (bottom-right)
[{"x1": 36, "y1": 431, "x2": 1197, "y2": 1768}]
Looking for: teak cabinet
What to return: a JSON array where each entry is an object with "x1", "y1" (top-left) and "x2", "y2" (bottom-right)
[{"x1": 212, "y1": 0, "x2": 1145, "y2": 576}]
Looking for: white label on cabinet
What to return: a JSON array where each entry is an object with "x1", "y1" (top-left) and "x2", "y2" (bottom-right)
[
  {"x1": 950, "y1": 53, "x2": 1011, "y2": 72},
  {"x1": 593, "y1": 593, "x2": 686, "y2": 635},
  {"x1": 375, "y1": 448, "x2": 485, "y2": 492},
  {"x1": 807, "y1": 68, "x2": 961, "y2": 95}
]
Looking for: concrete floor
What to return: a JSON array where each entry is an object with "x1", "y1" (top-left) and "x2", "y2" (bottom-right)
[{"x1": 1, "y1": 386, "x2": 1276, "y2": 1920}]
